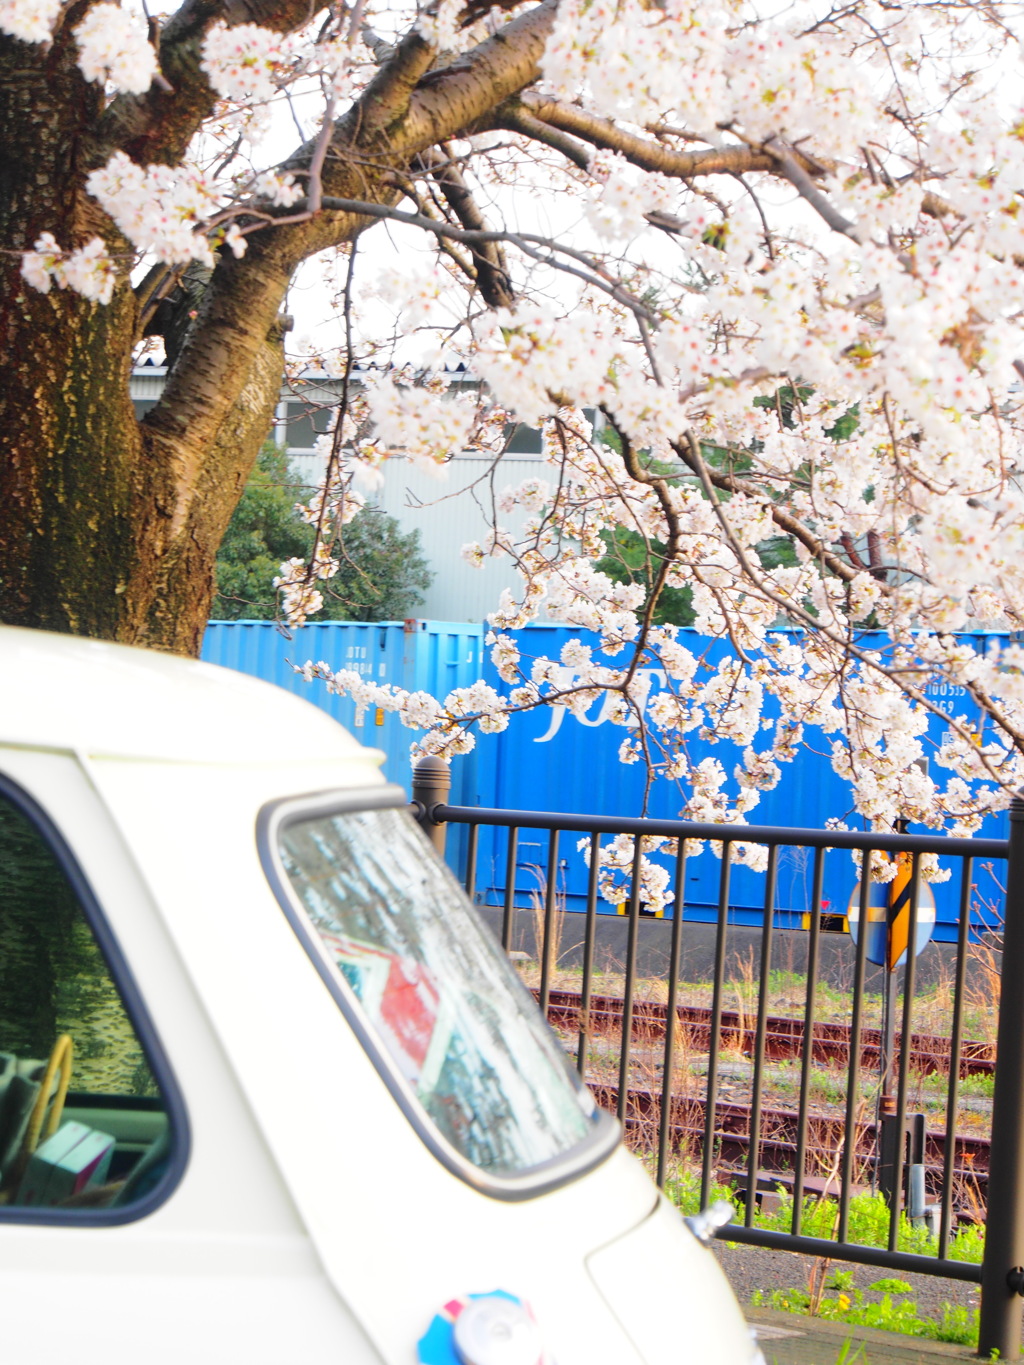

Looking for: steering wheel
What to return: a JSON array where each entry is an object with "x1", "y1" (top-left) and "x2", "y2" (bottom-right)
[
  {"x1": 24, "y1": 1034, "x2": 73, "y2": 1155},
  {"x1": 0, "y1": 1034, "x2": 73, "y2": 1199}
]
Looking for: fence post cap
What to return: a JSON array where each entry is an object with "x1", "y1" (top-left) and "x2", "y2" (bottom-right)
[
  {"x1": 413, "y1": 754, "x2": 450, "y2": 778},
  {"x1": 411, "y1": 754, "x2": 450, "y2": 854}
]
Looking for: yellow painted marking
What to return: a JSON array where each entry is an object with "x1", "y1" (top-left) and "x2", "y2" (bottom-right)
[
  {"x1": 616, "y1": 902, "x2": 663, "y2": 919},
  {"x1": 887, "y1": 853, "x2": 914, "y2": 972}
]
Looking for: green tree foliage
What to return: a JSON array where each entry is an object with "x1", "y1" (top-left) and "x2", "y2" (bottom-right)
[
  {"x1": 213, "y1": 443, "x2": 433, "y2": 622},
  {"x1": 326, "y1": 509, "x2": 433, "y2": 622},
  {"x1": 753, "y1": 383, "x2": 860, "y2": 441},
  {"x1": 595, "y1": 526, "x2": 696, "y2": 627},
  {"x1": 0, "y1": 800, "x2": 153, "y2": 1095},
  {"x1": 591, "y1": 425, "x2": 695, "y2": 627},
  {"x1": 213, "y1": 443, "x2": 311, "y2": 619}
]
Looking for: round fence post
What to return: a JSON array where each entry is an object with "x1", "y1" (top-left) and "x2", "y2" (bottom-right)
[
  {"x1": 979, "y1": 789, "x2": 1024, "y2": 1361},
  {"x1": 412, "y1": 755, "x2": 451, "y2": 856}
]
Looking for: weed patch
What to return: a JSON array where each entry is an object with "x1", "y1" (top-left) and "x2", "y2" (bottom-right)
[
  {"x1": 751, "y1": 1279, "x2": 979, "y2": 1347},
  {"x1": 661, "y1": 1168, "x2": 986, "y2": 1264}
]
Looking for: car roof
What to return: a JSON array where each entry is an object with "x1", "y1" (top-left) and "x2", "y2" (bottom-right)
[{"x1": 0, "y1": 625, "x2": 375, "y2": 766}]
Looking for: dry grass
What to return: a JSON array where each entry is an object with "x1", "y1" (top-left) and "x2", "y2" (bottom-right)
[
  {"x1": 523, "y1": 862, "x2": 568, "y2": 985},
  {"x1": 512, "y1": 917, "x2": 1001, "y2": 1216},
  {"x1": 516, "y1": 957, "x2": 994, "y2": 1045}
]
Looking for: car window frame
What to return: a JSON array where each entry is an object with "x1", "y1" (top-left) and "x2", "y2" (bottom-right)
[
  {"x1": 257, "y1": 784, "x2": 620, "y2": 1202},
  {"x1": 0, "y1": 771, "x2": 190, "y2": 1227}
]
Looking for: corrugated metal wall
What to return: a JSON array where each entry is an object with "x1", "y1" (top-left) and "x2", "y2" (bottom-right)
[
  {"x1": 471, "y1": 625, "x2": 1008, "y2": 941},
  {"x1": 369, "y1": 453, "x2": 546, "y2": 624},
  {"x1": 202, "y1": 618, "x2": 483, "y2": 869},
  {"x1": 202, "y1": 618, "x2": 1008, "y2": 940},
  {"x1": 201, "y1": 618, "x2": 482, "y2": 799}
]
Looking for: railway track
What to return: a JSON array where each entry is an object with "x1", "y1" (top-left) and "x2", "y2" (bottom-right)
[
  {"x1": 537, "y1": 989, "x2": 993, "y2": 1207},
  {"x1": 592, "y1": 1082, "x2": 991, "y2": 1198},
  {"x1": 538, "y1": 988, "x2": 995, "y2": 1078}
]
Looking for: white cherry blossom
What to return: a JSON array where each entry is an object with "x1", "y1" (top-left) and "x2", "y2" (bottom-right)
[
  {"x1": 0, "y1": 0, "x2": 58, "y2": 42},
  {"x1": 201, "y1": 21, "x2": 290, "y2": 103},
  {"x1": 74, "y1": 3, "x2": 157, "y2": 93},
  {"x1": 13, "y1": 0, "x2": 1024, "y2": 864}
]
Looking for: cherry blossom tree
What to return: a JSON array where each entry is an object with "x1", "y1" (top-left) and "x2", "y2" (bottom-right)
[{"x1": 5, "y1": 0, "x2": 1024, "y2": 847}]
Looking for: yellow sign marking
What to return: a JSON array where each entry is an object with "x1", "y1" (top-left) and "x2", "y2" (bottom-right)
[{"x1": 887, "y1": 853, "x2": 914, "y2": 972}]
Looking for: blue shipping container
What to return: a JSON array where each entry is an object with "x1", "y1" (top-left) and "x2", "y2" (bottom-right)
[
  {"x1": 202, "y1": 619, "x2": 1008, "y2": 941},
  {"x1": 201, "y1": 620, "x2": 485, "y2": 869},
  {"x1": 471, "y1": 625, "x2": 1008, "y2": 942}
]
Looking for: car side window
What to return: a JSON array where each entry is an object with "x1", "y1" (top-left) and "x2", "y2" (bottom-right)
[{"x1": 0, "y1": 784, "x2": 181, "y2": 1219}]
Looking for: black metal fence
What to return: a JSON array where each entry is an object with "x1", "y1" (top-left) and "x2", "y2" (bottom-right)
[{"x1": 412, "y1": 758, "x2": 1024, "y2": 1359}]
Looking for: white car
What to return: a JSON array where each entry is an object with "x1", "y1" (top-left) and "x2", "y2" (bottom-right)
[{"x1": 0, "y1": 625, "x2": 758, "y2": 1365}]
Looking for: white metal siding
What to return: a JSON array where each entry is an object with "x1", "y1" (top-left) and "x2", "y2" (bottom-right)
[
  {"x1": 132, "y1": 368, "x2": 546, "y2": 624},
  {"x1": 372, "y1": 453, "x2": 544, "y2": 624}
]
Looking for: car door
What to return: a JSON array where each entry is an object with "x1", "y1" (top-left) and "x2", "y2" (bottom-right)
[{"x1": 0, "y1": 747, "x2": 379, "y2": 1365}]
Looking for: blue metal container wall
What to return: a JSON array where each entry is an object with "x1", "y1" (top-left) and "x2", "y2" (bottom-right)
[
  {"x1": 201, "y1": 620, "x2": 483, "y2": 811},
  {"x1": 202, "y1": 619, "x2": 1008, "y2": 939},
  {"x1": 471, "y1": 625, "x2": 1008, "y2": 940}
]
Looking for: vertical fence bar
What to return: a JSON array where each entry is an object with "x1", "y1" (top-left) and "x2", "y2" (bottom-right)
[
  {"x1": 657, "y1": 839, "x2": 688, "y2": 1188},
  {"x1": 888, "y1": 852, "x2": 921, "y2": 1253},
  {"x1": 702, "y1": 845, "x2": 732, "y2": 1207},
  {"x1": 577, "y1": 832, "x2": 601, "y2": 1079},
  {"x1": 791, "y1": 846, "x2": 824, "y2": 1236},
  {"x1": 938, "y1": 858, "x2": 972, "y2": 1257},
  {"x1": 838, "y1": 849, "x2": 872, "y2": 1243},
  {"x1": 979, "y1": 791, "x2": 1024, "y2": 1362},
  {"x1": 617, "y1": 837, "x2": 645, "y2": 1126},
  {"x1": 539, "y1": 829, "x2": 560, "y2": 1018},
  {"x1": 434, "y1": 802, "x2": 1008, "y2": 1300},
  {"x1": 464, "y1": 822, "x2": 478, "y2": 899},
  {"x1": 501, "y1": 827, "x2": 519, "y2": 952},
  {"x1": 745, "y1": 844, "x2": 778, "y2": 1227}
]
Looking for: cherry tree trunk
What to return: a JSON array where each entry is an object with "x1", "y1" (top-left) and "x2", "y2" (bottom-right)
[
  {"x1": 0, "y1": 29, "x2": 285, "y2": 658},
  {"x1": 0, "y1": 264, "x2": 284, "y2": 658},
  {"x1": 0, "y1": 0, "x2": 554, "y2": 657}
]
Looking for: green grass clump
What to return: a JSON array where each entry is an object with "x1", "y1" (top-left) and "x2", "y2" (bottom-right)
[
  {"x1": 751, "y1": 1280, "x2": 979, "y2": 1347},
  {"x1": 664, "y1": 1173, "x2": 986, "y2": 1348},
  {"x1": 662, "y1": 1168, "x2": 739, "y2": 1218},
  {"x1": 662, "y1": 1170, "x2": 986, "y2": 1264},
  {"x1": 754, "y1": 1188, "x2": 985, "y2": 1264}
]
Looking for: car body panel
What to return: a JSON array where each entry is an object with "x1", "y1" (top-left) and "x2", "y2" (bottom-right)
[
  {"x1": 588, "y1": 1196, "x2": 757, "y2": 1364},
  {"x1": 0, "y1": 627, "x2": 756, "y2": 1365}
]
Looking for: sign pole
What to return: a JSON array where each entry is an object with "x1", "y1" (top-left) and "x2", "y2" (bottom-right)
[
  {"x1": 845, "y1": 831, "x2": 934, "y2": 1209},
  {"x1": 878, "y1": 825, "x2": 911, "y2": 1207}
]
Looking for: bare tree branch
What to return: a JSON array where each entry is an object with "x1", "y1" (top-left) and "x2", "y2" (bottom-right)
[
  {"x1": 145, "y1": 2, "x2": 559, "y2": 472},
  {"x1": 306, "y1": 94, "x2": 337, "y2": 215},
  {"x1": 92, "y1": 0, "x2": 315, "y2": 165},
  {"x1": 312, "y1": 194, "x2": 657, "y2": 320},
  {"x1": 492, "y1": 103, "x2": 591, "y2": 170},
  {"x1": 670, "y1": 435, "x2": 859, "y2": 583},
  {"x1": 763, "y1": 136, "x2": 864, "y2": 242},
  {"x1": 355, "y1": 25, "x2": 437, "y2": 138},
  {"x1": 418, "y1": 146, "x2": 515, "y2": 308},
  {"x1": 395, "y1": 0, "x2": 557, "y2": 155},
  {"x1": 602, "y1": 409, "x2": 684, "y2": 691},
  {"x1": 677, "y1": 431, "x2": 1024, "y2": 768},
  {"x1": 515, "y1": 93, "x2": 796, "y2": 177}
]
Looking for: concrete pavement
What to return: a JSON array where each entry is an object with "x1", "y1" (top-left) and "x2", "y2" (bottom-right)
[{"x1": 748, "y1": 1308, "x2": 980, "y2": 1364}]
